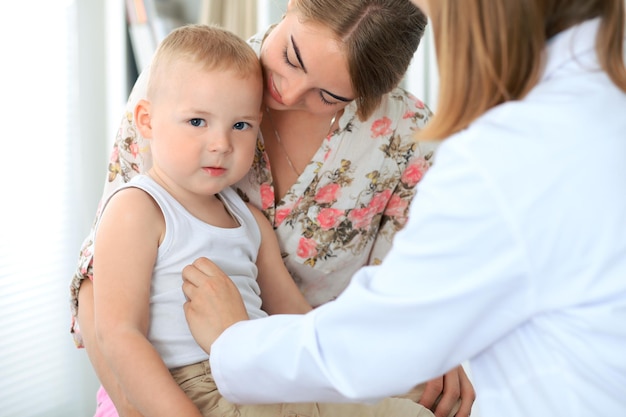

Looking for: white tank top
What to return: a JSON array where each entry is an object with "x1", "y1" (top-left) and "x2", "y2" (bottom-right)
[{"x1": 100, "y1": 175, "x2": 267, "y2": 368}]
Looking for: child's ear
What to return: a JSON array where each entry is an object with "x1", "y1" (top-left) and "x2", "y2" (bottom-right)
[{"x1": 134, "y1": 99, "x2": 153, "y2": 139}]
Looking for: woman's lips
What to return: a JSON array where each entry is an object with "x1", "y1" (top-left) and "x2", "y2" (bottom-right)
[{"x1": 268, "y1": 74, "x2": 284, "y2": 104}]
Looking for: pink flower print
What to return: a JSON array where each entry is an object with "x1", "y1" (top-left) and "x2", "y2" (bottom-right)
[
  {"x1": 349, "y1": 206, "x2": 375, "y2": 229},
  {"x1": 369, "y1": 189, "x2": 392, "y2": 213},
  {"x1": 260, "y1": 183, "x2": 274, "y2": 210},
  {"x1": 403, "y1": 110, "x2": 414, "y2": 119},
  {"x1": 317, "y1": 208, "x2": 344, "y2": 230},
  {"x1": 297, "y1": 237, "x2": 318, "y2": 259},
  {"x1": 129, "y1": 142, "x2": 140, "y2": 158},
  {"x1": 275, "y1": 207, "x2": 291, "y2": 225},
  {"x1": 401, "y1": 158, "x2": 429, "y2": 187},
  {"x1": 371, "y1": 117, "x2": 393, "y2": 138},
  {"x1": 384, "y1": 194, "x2": 409, "y2": 218},
  {"x1": 315, "y1": 183, "x2": 341, "y2": 204},
  {"x1": 407, "y1": 92, "x2": 426, "y2": 109},
  {"x1": 110, "y1": 146, "x2": 120, "y2": 163},
  {"x1": 81, "y1": 246, "x2": 93, "y2": 258}
]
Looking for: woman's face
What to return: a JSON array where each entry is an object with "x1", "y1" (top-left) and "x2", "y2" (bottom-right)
[{"x1": 259, "y1": 7, "x2": 355, "y2": 116}]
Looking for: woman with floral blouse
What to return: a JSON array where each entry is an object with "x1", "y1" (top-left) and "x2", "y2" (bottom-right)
[{"x1": 70, "y1": 1, "x2": 475, "y2": 416}]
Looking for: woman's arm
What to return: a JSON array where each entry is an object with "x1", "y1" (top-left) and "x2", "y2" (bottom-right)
[
  {"x1": 93, "y1": 189, "x2": 202, "y2": 417},
  {"x1": 376, "y1": 169, "x2": 476, "y2": 417},
  {"x1": 367, "y1": 96, "x2": 475, "y2": 417},
  {"x1": 249, "y1": 204, "x2": 312, "y2": 315}
]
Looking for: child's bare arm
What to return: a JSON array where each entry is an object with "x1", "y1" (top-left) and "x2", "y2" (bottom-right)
[
  {"x1": 93, "y1": 189, "x2": 203, "y2": 417},
  {"x1": 78, "y1": 279, "x2": 145, "y2": 417},
  {"x1": 248, "y1": 204, "x2": 313, "y2": 315}
]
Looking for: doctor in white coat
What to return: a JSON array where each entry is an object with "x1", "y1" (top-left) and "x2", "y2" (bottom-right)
[{"x1": 182, "y1": 0, "x2": 626, "y2": 416}]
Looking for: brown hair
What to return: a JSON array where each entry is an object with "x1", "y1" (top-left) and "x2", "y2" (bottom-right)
[
  {"x1": 147, "y1": 24, "x2": 261, "y2": 99},
  {"x1": 291, "y1": 0, "x2": 428, "y2": 120},
  {"x1": 419, "y1": 0, "x2": 626, "y2": 140}
]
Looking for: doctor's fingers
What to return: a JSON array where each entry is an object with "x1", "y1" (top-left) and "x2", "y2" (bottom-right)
[
  {"x1": 183, "y1": 257, "x2": 227, "y2": 285},
  {"x1": 182, "y1": 261, "x2": 221, "y2": 302},
  {"x1": 182, "y1": 258, "x2": 233, "y2": 295},
  {"x1": 182, "y1": 258, "x2": 242, "y2": 302}
]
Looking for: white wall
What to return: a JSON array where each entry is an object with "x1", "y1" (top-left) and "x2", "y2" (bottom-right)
[{"x1": 258, "y1": 0, "x2": 288, "y2": 28}]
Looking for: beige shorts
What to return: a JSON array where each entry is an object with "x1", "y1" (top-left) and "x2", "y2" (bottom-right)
[{"x1": 170, "y1": 360, "x2": 434, "y2": 417}]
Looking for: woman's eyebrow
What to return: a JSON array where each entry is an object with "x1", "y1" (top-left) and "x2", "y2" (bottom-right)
[
  {"x1": 291, "y1": 36, "x2": 354, "y2": 103},
  {"x1": 291, "y1": 35, "x2": 307, "y2": 73}
]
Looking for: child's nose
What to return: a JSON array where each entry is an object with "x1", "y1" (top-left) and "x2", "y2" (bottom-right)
[{"x1": 208, "y1": 131, "x2": 232, "y2": 153}]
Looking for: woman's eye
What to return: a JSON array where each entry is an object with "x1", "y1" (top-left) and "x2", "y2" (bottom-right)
[
  {"x1": 233, "y1": 121, "x2": 251, "y2": 131},
  {"x1": 282, "y1": 47, "x2": 297, "y2": 68},
  {"x1": 189, "y1": 118, "x2": 206, "y2": 127},
  {"x1": 319, "y1": 92, "x2": 336, "y2": 106}
]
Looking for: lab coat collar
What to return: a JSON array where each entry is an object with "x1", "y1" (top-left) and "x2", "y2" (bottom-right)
[{"x1": 542, "y1": 18, "x2": 601, "y2": 82}]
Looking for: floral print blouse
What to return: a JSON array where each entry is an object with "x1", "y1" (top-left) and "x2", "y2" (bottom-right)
[{"x1": 70, "y1": 27, "x2": 437, "y2": 346}]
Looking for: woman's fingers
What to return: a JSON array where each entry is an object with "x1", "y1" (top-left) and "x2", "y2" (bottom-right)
[{"x1": 182, "y1": 257, "x2": 248, "y2": 353}]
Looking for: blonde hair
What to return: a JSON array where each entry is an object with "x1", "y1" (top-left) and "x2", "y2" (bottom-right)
[
  {"x1": 147, "y1": 24, "x2": 261, "y2": 99},
  {"x1": 291, "y1": 0, "x2": 427, "y2": 120},
  {"x1": 419, "y1": 0, "x2": 626, "y2": 140}
]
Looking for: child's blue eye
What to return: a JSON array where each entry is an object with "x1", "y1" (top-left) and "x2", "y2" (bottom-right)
[
  {"x1": 189, "y1": 118, "x2": 206, "y2": 127},
  {"x1": 233, "y1": 121, "x2": 251, "y2": 131}
]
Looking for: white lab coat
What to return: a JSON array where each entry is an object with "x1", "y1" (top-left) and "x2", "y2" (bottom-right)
[{"x1": 209, "y1": 18, "x2": 626, "y2": 417}]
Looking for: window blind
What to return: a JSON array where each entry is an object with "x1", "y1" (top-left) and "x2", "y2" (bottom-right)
[{"x1": 0, "y1": 1, "x2": 98, "y2": 415}]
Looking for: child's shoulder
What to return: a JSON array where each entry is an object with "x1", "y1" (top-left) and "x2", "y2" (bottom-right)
[
  {"x1": 243, "y1": 201, "x2": 273, "y2": 234},
  {"x1": 106, "y1": 176, "x2": 159, "y2": 210}
]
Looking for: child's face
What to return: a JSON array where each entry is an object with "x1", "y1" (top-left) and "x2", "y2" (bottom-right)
[{"x1": 144, "y1": 61, "x2": 263, "y2": 198}]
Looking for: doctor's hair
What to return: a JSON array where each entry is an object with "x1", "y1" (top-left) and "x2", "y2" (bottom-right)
[
  {"x1": 417, "y1": 0, "x2": 626, "y2": 141},
  {"x1": 146, "y1": 24, "x2": 261, "y2": 100},
  {"x1": 290, "y1": 0, "x2": 428, "y2": 121}
]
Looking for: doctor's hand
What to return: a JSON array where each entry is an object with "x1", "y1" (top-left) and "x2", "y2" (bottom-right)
[
  {"x1": 419, "y1": 366, "x2": 475, "y2": 417},
  {"x1": 182, "y1": 257, "x2": 248, "y2": 353}
]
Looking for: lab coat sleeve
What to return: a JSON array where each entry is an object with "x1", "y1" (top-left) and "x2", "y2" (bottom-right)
[{"x1": 210, "y1": 137, "x2": 534, "y2": 404}]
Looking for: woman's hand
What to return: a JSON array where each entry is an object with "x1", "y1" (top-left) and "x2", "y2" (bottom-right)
[
  {"x1": 418, "y1": 366, "x2": 476, "y2": 417},
  {"x1": 400, "y1": 365, "x2": 475, "y2": 417},
  {"x1": 182, "y1": 257, "x2": 249, "y2": 353}
]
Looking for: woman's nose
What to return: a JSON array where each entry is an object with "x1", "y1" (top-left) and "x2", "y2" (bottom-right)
[{"x1": 280, "y1": 77, "x2": 307, "y2": 106}]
